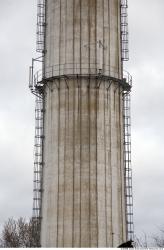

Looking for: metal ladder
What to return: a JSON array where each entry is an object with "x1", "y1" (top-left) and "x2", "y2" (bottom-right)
[
  {"x1": 120, "y1": 0, "x2": 129, "y2": 61},
  {"x1": 123, "y1": 92, "x2": 134, "y2": 241},
  {"x1": 29, "y1": 18, "x2": 45, "y2": 242},
  {"x1": 32, "y1": 95, "x2": 44, "y2": 245},
  {"x1": 36, "y1": 0, "x2": 46, "y2": 53}
]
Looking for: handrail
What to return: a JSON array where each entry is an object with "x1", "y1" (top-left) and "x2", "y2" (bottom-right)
[
  {"x1": 29, "y1": 63, "x2": 132, "y2": 94},
  {"x1": 31, "y1": 63, "x2": 132, "y2": 90}
]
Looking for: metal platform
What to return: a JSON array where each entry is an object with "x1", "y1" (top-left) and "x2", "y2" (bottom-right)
[{"x1": 29, "y1": 63, "x2": 132, "y2": 94}]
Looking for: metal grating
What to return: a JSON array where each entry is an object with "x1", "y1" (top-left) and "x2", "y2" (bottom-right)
[
  {"x1": 123, "y1": 92, "x2": 134, "y2": 241},
  {"x1": 36, "y1": 0, "x2": 46, "y2": 53},
  {"x1": 120, "y1": 0, "x2": 129, "y2": 61}
]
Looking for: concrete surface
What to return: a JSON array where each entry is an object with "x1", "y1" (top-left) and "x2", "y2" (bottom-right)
[{"x1": 41, "y1": 0, "x2": 126, "y2": 247}]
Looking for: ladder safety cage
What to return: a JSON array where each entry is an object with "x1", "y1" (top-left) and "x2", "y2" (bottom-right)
[
  {"x1": 120, "y1": 0, "x2": 129, "y2": 61},
  {"x1": 29, "y1": 56, "x2": 44, "y2": 245},
  {"x1": 123, "y1": 91, "x2": 134, "y2": 241},
  {"x1": 32, "y1": 94, "x2": 44, "y2": 245},
  {"x1": 36, "y1": 0, "x2": 46, "y2": 53}
]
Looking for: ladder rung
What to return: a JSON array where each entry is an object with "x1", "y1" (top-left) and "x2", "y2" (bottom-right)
[
  {"x1": 34, "y1": 171, "x2": 41, "y2": 174},
  {"x1": 33, "y1": 189, "x2": 43, "y2": 192},
  {"x1": 34, "y1": 161, "x2": 43, "y2": 164},
  {"x1": 35, "y1": 135, "x2": 44, "y2": 138},
  {"x1": 35, "y1": 144, "x2": 42, "y2": 147},
  {"x1": 35, "y1": 117, "x2": 43, "y2": 120},
  {"x1": 32, "y1": 216, "x2": 40, "y2": 219}
]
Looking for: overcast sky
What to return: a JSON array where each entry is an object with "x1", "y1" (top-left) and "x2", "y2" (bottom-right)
[{"x1": 0, "y1": 0, "x2": 164, "y2": 243}]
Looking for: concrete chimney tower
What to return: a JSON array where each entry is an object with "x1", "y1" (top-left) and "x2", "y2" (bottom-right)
[{"x1": 29, "y1": 0, "x2": 133, "y2": 247}]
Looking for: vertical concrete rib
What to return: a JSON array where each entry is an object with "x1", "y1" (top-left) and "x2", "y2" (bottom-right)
[
  {"x1": 80, "y1": 0, "x2": 90, "y2": 247},
  {"x1": 106, "y1": 85, "x2": 113, "y2": 247},
  {"x1": 116, "y1": 87, "x2": 122, "y2": 243},
  {"x1": 110, "y1": 84, "x2": 117, "y2": 246},
  {"x1": 81, "y1": 0, "x2": 89, "y2": 73},
  {"x1": 80, "y1": 82, "x2": 90, "y2": 247},
  {"x1": 96, "y1": 0, "x2": 103, "y2": 70},
  {"x1": 89, "y1": 0, "x2": 96, "y2": 73},
  {"x1": 57, "y1": 84, "x2": 65, "y2": 247},
  {"x1": 118, "y1": 88, "x2": 125, "y2": 241},
  {"x1": 103, "y1": 0, "x2": 110, "y2": 73},
  {"x1": 97, "y1": 85, "x2": 106, "y2": 247},
  {"x1": 96, "y1": 0, "x2": 106, "y2": 243},
  {"x1": 73, "y1": 0, "x2": 81, "y2": 246},
  {"x1": 57, "y1": 0, "x2": 66, "y2": 245},
  {"x1": 89, "y1": 1, "x2": 98, "y2": 246},
  {"x1": 73, "y1": 85, "x2": 81, "y2": 247},
  {"x1": 89, "y1": 83, "x2": 98, "y2": 247},
  {"x1": 112, "y1": 86, "x2": 121, "y2": 246},
  {"x1": 51, "y1": 87, "x2": 59, "y2": 246},
  {"x1": 53, "y1": 0, "x2": 60, "y2": 68},
  {"x1": 63, "y1": 0, "x2": 74, "y2": 247},
  {"x1": 60, "y1": 0, "x2": 66, "y2": 69},
  {"x1": 120, "y1": 91, "x2": 127, "y2": 241},
  {"x1": 64, "y1": 86, "x2": 74, "y2": 247},
  {"x1": 104, "y1": 82, "x2": 108, "y2": 246},
  {"x1": 73, "y1": 0, "x2": 80, "y2": 65},
  {"x1": 110, "y1": 0, "x2": 119, "y2": 75},
  {"x1": 117, "y1": 0, "x2": 122, "y2": 78}
]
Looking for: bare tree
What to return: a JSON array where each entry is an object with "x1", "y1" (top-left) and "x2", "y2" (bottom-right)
[
  {"x1": 134, "y1": 233, "x2": 149, "y2": 248},
  {"x1": 134, "y1": 228, "x2": 164, "y2": 248},
  {"x1": 0, "y1": 217, "x2": 40, "y2": 248},
  {"x1": 153, "y1": 228, "x2": 164, "y2": 247}
]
